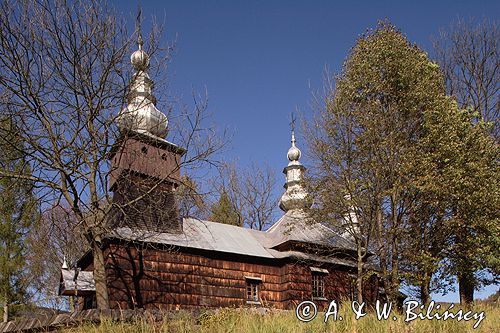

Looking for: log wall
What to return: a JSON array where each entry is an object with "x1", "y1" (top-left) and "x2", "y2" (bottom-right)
[
  {"x1": 105, "y1": 243, "x2": 284, "y2": 310},
  {"x1": 98, "y1": 242, "x2": 379, "y2": 311}
]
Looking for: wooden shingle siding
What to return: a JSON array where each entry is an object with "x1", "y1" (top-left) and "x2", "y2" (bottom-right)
[
  {"x1": 96, "y1": 242, "x2": 380, "y2": 310},
  {"x1": 104, "y1": 243, "x2": 284, "y2": 309},
  {"x1": 109, "y1": 174, "x2": 182, "y2": 233},
  {"x1": 108, "y1": 136, "x2": 182, "y2": 190}
]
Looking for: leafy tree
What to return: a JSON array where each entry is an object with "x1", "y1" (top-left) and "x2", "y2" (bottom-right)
[
  {"x1": 307, "y1": 21, "x2": 450, "y2": 303},
  {"x1": 0, "y1": 118, "x2": 38, "y2": 322},
  {"x1": 308, "y1": 21, "x2": 499, "y2": 305},
  {"x1": 416, "y1": 97, "x2": 499, "y2": 304},
  {"x1": 400, "y1": 194, "x2": 450, "y2": 304},
  {"x1": 431, "y1": 18, "x2": 500, "y2": 303}
]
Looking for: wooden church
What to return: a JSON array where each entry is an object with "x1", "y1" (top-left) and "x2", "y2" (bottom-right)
[{"x1": 60, "y1": 33, "x2": 380, "y2": 311}]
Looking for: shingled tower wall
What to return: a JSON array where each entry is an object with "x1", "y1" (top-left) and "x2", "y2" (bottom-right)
[{"x1": 108, "y1": 133, "x2": 185, "y2": 233}]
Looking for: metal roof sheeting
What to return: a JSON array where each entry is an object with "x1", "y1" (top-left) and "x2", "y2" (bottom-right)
[
  {"x1": 111, "y1": 218, "x2": 276, "y2": 258},
  {"x1": 59, "y1": 269, "x2": 95, "y2": 296},
  {"x1": 265, "y1": 210, "x2": 357, "y2": 250},
  {"x1": 109, "y1": 212, "x2": 356, "y2": 265}
]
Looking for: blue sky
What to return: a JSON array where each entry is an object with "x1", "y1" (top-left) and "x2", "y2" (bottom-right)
[{"x1": 115, "y1": 1, "x2": 499, "y2": 302}]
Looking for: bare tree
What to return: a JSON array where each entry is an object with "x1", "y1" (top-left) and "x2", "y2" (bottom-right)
[
  {"x1": 433, "y1": 17, "x2": 499, "y2": 140},
  {"x1": 0, "y1": 0, "x2": 225, "y2": 310},
  {"x1": 240, "y1": 164, "x2": 278, "y2": 231},
  {"x1": 176, "y1": 175, "x2": 210, "y2": 220},
  {"x1": 27, "y1": 205, "x2": 87, "y2": 311},
  {"x1": 210, "y1": 162, "x2": 278, "y2": 231}
]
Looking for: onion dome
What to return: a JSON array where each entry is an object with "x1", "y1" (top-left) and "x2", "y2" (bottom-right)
[
  {"x1": 130, "y1": 34, "x2": 149, "y2": 71},
  {"x1": 116, "y1": 29, "x2": 168, "y2": 138},
  {"x1": 287, "y1": 131, "x2": 301, "y2": 162}
]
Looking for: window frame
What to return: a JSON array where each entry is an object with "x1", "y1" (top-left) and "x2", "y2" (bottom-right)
[
  {"x1": 310, "y1": 267, "x2": 328, "y2": 300},
  {"x1": 244, "y1": 276, "x2": 262, "y2": 304}
]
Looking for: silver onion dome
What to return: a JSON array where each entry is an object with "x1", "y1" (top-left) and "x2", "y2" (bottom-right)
[
  {"x1": 287, "y1": 131, "x2": 301, "y2": 161},
  {"x1": 131, "y1": 49, "x2": 149, "y2": 71},
  {"x1": 130, "y1": 34, "x2": 149, "y2": 70},
  {"x1": 116, "y1": 30, "x2": 168, "y2": 138}
]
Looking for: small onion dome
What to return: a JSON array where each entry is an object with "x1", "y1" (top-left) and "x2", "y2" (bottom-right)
[
  {"x1": 131, "y1": 48, "x2": 149, "y2": 71},
  {"x1": 287, "y1": 131, "x2": 301, "y2": 161},
  {"x1": 287, "y1": 145, "x2": 301, "y2": 161}
]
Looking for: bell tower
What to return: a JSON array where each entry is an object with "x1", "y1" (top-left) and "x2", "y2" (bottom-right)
[{"x1": 108, "y1": 27, "x2": 185, "y2": 234}]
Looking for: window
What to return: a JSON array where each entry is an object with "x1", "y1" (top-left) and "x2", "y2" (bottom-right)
[
  {"x1": 312, "y1": 274, "x2": 325, "y2": 298},
  {"x1": 310, "y1": 267, "x2": 328, "y2": 299},
  {"x1": 247, "y1": 281, "x2": 258, "y2": 302},
  {"x1": 245, "y1": 276, "x2": 262, "y2": 303}
]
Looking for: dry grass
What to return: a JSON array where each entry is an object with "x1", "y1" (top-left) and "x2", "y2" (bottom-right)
[{"x1": 62, "y1": 303, "x2": 499, "y2": 333}]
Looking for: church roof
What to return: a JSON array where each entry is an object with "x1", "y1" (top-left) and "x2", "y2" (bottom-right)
[
  {"x1": 264, "y1": 210, "x2": 356, "y2": 250},
  {"x1": 111, "y1": 218, "x2": 275, "y2": 259},
  {"x1": 108, "y1": 214, "x2": 357, "y2": 266}
]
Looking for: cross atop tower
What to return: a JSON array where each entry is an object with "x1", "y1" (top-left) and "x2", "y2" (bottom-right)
[
  {"x1": 136, "y1": 7, "x2": 143, "y2": 49},
  {"x1": 289, "y1": 113, "x2": 296, "y2": 133}
]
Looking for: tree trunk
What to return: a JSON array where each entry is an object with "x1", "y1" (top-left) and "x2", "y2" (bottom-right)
[
  {"x1": 2, "y1": 303, "x2": 7, "y2": 323},
  {"x1": 458, "y1": 272, "x2": 474, "y2": 306},
  {"x1": 420, "y1": 272, "x2": 431, "y2": 304},
  {"x1": 376, "y1": 203, "x2": 389, "y2": 301},
  {"x1": 390, "y1": 232, "x2": 399, "y2": 302},
  {"x1": 357, "y1": 244, "x2": 364, "y2": 303},
  {"x1": 389, "y1": 192, "x2": 400, "y2": 303},
  {"x1": 92, "y1": 240, "x2": 110, "y2": 310}
]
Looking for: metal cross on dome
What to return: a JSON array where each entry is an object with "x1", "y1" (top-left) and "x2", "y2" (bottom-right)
[
  {"x1": 289, "y1": 113, "x2": 296, "y2": 133},
  {"x1": 136, "y1": 7, "x2": 143, "y2": 46}
]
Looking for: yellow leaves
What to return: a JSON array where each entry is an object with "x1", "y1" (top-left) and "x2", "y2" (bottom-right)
[{"x1": 428, "y1": 61, "x2": 440, "y2": 70}]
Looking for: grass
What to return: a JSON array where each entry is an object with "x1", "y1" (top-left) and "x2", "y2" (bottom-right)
[{"x1": 62, "y1": 302, "x2": 499, "y2": 333}]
